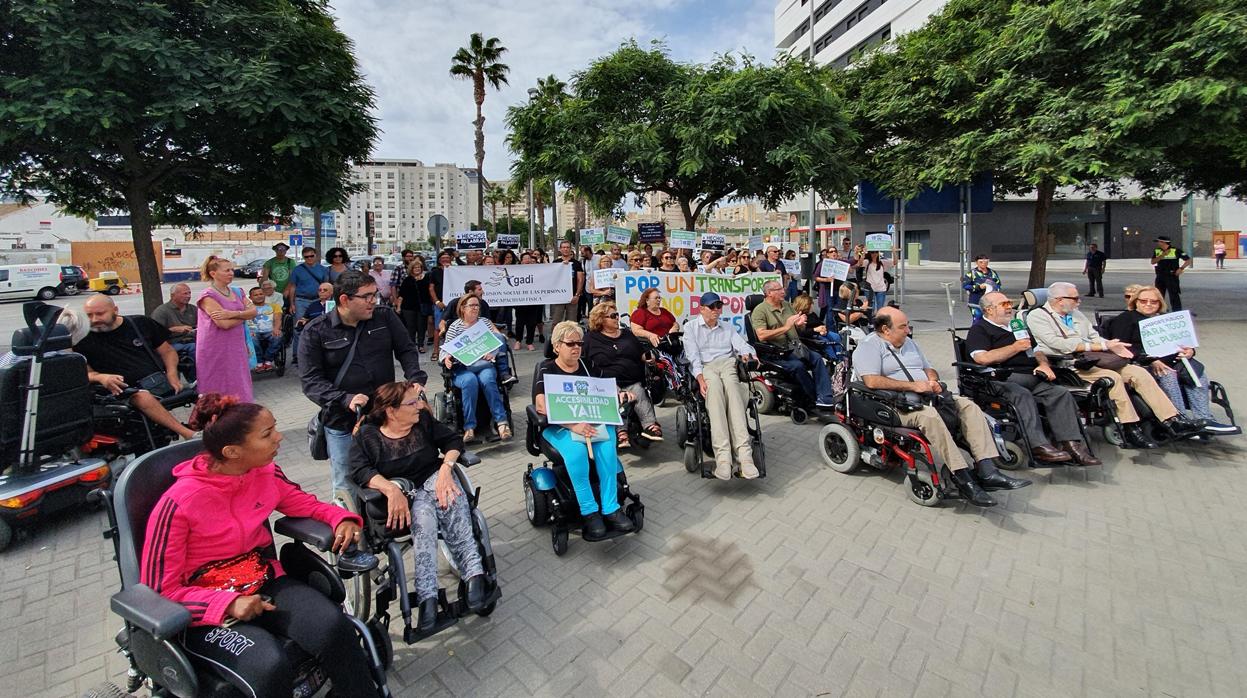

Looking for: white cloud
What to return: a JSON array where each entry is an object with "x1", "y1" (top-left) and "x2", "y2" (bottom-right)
[{"x1": 330, "y1": 0, "x2": 776, "y2": 181}]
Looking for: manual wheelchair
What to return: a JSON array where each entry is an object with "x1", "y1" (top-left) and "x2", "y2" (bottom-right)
[
  {"x1": 522, "y1": 405, "x2": 644, "y2": 556},
  {"x1": 93, "y1": 439, "x2": 392, "y2": 697},
  {"x1": 344, "y1": 452, "x2": 501, "y2": 648},
  {"x1": 432, "y1": 345, "x2": 517, "y2": 445}
]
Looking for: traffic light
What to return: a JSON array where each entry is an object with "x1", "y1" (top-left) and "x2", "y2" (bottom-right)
[{"x1": 365, "y1": 210, "x2": 375, "y2": 237}]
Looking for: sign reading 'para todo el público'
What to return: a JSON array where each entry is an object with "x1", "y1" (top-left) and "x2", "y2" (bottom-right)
[
  {"x1": 543, "y1": 375, "x2": 622, "y2": 425},
  {"x1": 442, "y1": 319, "x2": 504, "y2": 366},
  {"x1": 1138, "y1": 310, "x2": 1199, "y2": 358}
]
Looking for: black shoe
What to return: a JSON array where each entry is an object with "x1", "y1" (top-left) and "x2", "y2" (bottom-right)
[
  {"x1": 336, "y1": 545, "x2": 379, "y2": 574},
  {"x1": 465, "y1": 574, "x2": 487, "y2": 612},
  {"x1": 1164, "y1": 415, "x2": 1204, "y2": 436},
  {"x1": 500, "y1": 372, "x2": 518, "y2": 388},
  {"x1": 582, "y1": 512, "x2": 607, "y2": 540},
  {"x1": 417, "y1": 597, "x2": 438, "y2": 633},
  {"x1": 951, "y1": 468, "x2": 997, "y2": 507},
  {"x1": 1201, "y1": 421, "x2": 1241, "y2": 435},
  {"x1": 1123, "y1": 423, "x2": 1160, "y2": 449},
  {"x1": 603, "y1": 509, "x2": 635, "y2": 533},
  {"x1": 974, "y1": 459, "x2": 1032, "y2": 491}
]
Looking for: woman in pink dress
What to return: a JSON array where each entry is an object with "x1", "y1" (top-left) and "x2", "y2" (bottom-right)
[{"x1": 195, "y1": 256, "x2": 257, "y2": 401}]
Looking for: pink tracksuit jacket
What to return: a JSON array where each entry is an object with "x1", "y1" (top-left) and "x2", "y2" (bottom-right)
[{"x1": 141, "y1": 453, "x2": 361, "y2": 627}]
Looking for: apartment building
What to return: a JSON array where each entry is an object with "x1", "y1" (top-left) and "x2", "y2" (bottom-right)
[{"x1": 338, "y1": 159, "x2": 482, "y2": 248}]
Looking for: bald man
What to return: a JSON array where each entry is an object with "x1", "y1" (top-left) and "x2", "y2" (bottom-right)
[
  {"x1": 150, "y1": 282, "x2": 197, "y2": 352},
  {"x1": 75, "y1": 295, "x2": 195, "y2": 439}
]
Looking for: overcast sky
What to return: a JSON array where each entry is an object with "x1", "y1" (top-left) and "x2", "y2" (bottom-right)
[{"x1": 333, "y1": 0, "x2": 776, "y2": 181}]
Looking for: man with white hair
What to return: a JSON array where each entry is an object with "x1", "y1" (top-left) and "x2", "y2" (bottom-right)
[
  {"x1": 1026, "y1": 281, "x2": 1201, "y2": 448},
  {"x1": 74, "y1": 294, "x2": 195, "y2": 439}
]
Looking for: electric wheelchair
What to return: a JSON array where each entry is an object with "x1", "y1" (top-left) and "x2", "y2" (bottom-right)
[
  {"x1": 94, "y1": 439, "x2": 392, "y2": 697},
  {"x1": 523, "y1": 404, "x2": 644, "y2": 556},
  {"x1": 432, "y1": 345, "x2": 517, "y2": 445},
  {"x1": 671, "y1": 354, "x2": 767, "y2": 478},
  {"x1": 345, "y1": 452, "x2": 502, "y2": 647},
  {"x1": 817, "y1": 336, "x2": 1011, "y2": 507},
  {"x1": 742, "y1": 294, "x2": 826, "y2": 424}
]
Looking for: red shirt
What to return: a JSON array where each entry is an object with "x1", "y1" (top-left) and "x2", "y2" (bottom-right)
[{"x1": 630, "y1": 307, "x2": 677, "y2": 337}]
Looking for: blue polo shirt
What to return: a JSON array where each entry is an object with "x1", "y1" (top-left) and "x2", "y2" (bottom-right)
[{"x1": 290, "y1": 262, "x2": 328, "y2": 299}]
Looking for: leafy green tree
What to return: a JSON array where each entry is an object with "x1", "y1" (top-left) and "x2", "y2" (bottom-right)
[
  {"x1": 508, "y1": 42, "x2": 859, "y2": 230},
  {"x1": 484, "y1": 185, "x2": 505, "y2": 230},
  {"x1": 0, "y1": 0, "x2": 377, "y2": 312},
  {"x1": 450, "y1": 33, "x2": 510, "y2": 226}
]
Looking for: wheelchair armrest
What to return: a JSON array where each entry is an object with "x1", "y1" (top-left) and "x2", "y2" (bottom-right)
[
  {"x1": 160, "y1": 387, "x2": 198, "y2": 410},
  {"x1": 111, "y1": 584, "x2": 191, "y2": 642},
  {"x1": 459, "y1": 451, "x2": 481, "y2": 467},
  {"x1": 274, "y1": 517, "x2": 334, "y2": 552},
  {"x1": 525, "y1": 404, "x2": 549, "y2": 429}
]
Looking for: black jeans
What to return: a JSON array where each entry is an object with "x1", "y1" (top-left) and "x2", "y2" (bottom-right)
[
  {"x1": 401, "y1": 305, "x2": 429, "y2": 346},
  {"x1": 514, "y1": 305, "x2": 542, "y2": 345},
  {"x1": 1086, "y1": 268, "x2": 1104, "y2": 297},
  {"x1": 1156, "y1": 272, "x2": 1182, "y2": 310},
  {"x1": 181, "y1": 576, "x2": 375, "y2": 698}
]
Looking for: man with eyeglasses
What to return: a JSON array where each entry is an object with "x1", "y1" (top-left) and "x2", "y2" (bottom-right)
[
  {"x1": 299, "y1": 270, "x2": 426, "y2": 502},
  {"x1": 966, "y1": 292, "x2": 1099, "y2": 465},
  {"x1": 684, "y1": 292, "x2": 759, "y2": 479},
  {"x1": 1026, "y1": 281, "x2": 1201, "y2": 448},
  {"x1": 288, "y1": 247, "x2": 329, "y2": 361},
  {"x1": 750, "y1": 279, "x2": 835, "y2": 408}
]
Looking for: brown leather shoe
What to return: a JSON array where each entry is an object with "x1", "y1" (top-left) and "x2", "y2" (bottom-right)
[
  {"x1": 1061, "y1": 440, "x2": 1102, "y2": 466},
  {"x1": 1032, "y1": 443, "x2": 1073, "y2": 463}
]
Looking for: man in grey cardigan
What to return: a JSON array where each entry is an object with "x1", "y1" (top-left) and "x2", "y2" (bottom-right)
[{"x1": 1025, "y1": 282, "x2": 1202, "y2": 448}]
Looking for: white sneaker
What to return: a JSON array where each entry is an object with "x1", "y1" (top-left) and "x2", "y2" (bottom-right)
[
  {"x1": 739, "y1": 462, "x2": 760, "y2": 479},
  {"x1": 712, "y1": 463, "x2": 732, "y2": 481}
]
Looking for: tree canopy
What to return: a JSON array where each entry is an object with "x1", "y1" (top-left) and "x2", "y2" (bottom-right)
[
  {"x1": 507, "y1": 41, "x2": 860, "y2": 230},
  {"x1": 0, "y1": 0, "x2": 377, "y2": 311}
]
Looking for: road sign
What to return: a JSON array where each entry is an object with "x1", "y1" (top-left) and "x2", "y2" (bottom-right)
[
  {"x1": 288, "y1": 234, "x2": 303, "y2": 248},
  {"x1": 428, "y1": 214, "x2": 450, "y2": 238}
]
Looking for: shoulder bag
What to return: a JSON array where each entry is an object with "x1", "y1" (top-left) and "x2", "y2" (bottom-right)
[{"x1": 307, "y1": 323, "x2": 364, "y2": 461}]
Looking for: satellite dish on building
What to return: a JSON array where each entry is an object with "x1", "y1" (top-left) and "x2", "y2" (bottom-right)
[{"x1": 427, "y1": 215, "x2": 449, "y2": 238}]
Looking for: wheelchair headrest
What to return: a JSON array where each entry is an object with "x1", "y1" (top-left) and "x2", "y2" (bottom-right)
[
  {"x1": 11, "y1": 302, "x2": 70, "y2": 356},
  {"x1": 744, "y1": 294, "x2": 764, "y2": 313},
  {"x1": 1020, "y1": 288, "x2": 1047, "y2": 309},
  {"x1": 112, "y1": 440, "x2": 205, "y2": 589}
]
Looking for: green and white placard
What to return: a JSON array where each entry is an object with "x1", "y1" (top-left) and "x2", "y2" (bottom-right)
[
  {"x1": 579, "y1": 227, "x2": 606, "y2": 246},
  {"x1": 606, "y1": 226, "x2": 633, "y2": 244},
  {"x1": 443, "y1": 320, "x2": 504, "y2": 366},
  {"x1": 865, "y1": 233, "x2": 893, "y2": 252},
  {"x1": 670, "y1": 229, "x2": 697, "y2": 250},
  {"x1": 543, "y1": 375, "x2": 622, "y2": 425}
]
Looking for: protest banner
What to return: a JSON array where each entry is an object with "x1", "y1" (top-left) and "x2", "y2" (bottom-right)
[
  {"x1": 442, "y1": 319, "x2": 503, "y2": 366},
  {"x1": 614, "y1": 271, "x2": 780, "y2": 336},
  {"x1": 637, "y1": 222, "x2": 665, "y2": 244},
  {"x1": 819, "y1": 259, "x2": 851, "y2": 281},
  {"x1": 495, "y1": 233, "x2": 520, "y2": 250},
  {"x1": 865, "y1": 233, "x2": 892, "y2": 252},
  {"x1": 606, "y1": 226, "x2": 633, "y2": 245},
  {"x1": 455, "y1": 230, "x2": 488, "y2": 250},
  {"x1": 443, "y1": 263, "x2": 571, "y2": 306},
  {"x1": 543, "y1": 375, "x2": 622, "y2": 426},
  {"x1": 592, "y1": 267, "x2": 619, "y2": 291},
  {"x1": 700, "y1": 233, "x2": 726, "y2": 251},
  {"x1": 782, "y1": 259, "x2": 802, "y2": 277},
  {"x1": 670, "y1": 229, "x2": 696, "y2": 249},
  {"x1": 1139, "y1": 310, "x2": 1199, "y2": 358},
  {"x1": 579, "y1": 228, "x2": 605, "y2": 246},
  {"x1": 747, "y1": 235, "x2": 763, "y2": 253}
]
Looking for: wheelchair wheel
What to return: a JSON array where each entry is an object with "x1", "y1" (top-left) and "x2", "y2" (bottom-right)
[
  {"x1": 998, "y1": 440, "x2": 1028, "y2": 471},
  {"x1": 675, "y1": 405, "x2": 690, "y2": 445},
  {"x1": 433, "y1": 392, "x2": 450, "y2": 423},
  {"x1": 1102, "y1": 424, "x2": 1125, "y2": 448},
  {"x1": 749, "y1": 381, "x2": 776, "y2": 415},
  {"x1": 0, "y1": 518, "x2": 12, "y2": 553},
  {"x1": 906, "y1": 465, "x2": 941, "y2": 507},
  {"x1": 791, "y1": 407, "x2": 809, "y2": 425},
  {"x1": 625, "y1": 502, "x2": 644, "y2": 532},
  {"x1": 751, "y1": 439, "x2": 766, "y2": 476},
  {"x1": 818, "y1": 423, "x2": 861, "y2": 473},
  {"x1": 683, "y1": 444, "x2": 700, "y2": 473},
  {"x1": 345, "y1": 566, "x2": 371, "y2": 622},
  {"x1": 552, "y1": 528, "x2": 569, "y2": 556},
  {"x1": 82, "y1": 683, "x2": 130, "y2": 698},
  {"x1": 524, "y1": 474, "x2": 550, "y2": 527},
  {"x1": 367, "y1": 618, "x2": 394, "y2": 671}
]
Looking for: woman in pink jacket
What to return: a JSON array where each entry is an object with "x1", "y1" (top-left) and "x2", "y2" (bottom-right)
[{"x1": 141, "y1": 393, "x2": 376, "y2": 698}]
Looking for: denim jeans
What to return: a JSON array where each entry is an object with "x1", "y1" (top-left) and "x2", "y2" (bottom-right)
[
  {"x1": 774, "y1": 347, "x2": 834, "y2": 405},
  {"x1": 292, "y1": 296, "x2": 314, "y2": 359},
  {"x1": 253, "y1": 331, "x2": 282, "y2": 362},
  {"x1": 453, "y1": 361, "x2": 508, "y2": 431},
  {"x1": 871, "y1": 290, "x2": 888, "y2": 311},
  {"x1": 325, "y1": 426, "x2": 354, "y2": 497}
]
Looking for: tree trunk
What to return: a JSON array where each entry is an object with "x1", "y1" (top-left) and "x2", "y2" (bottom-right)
[
  {"x1": 535, "y1": 190, "x2": 546, "y2": 250},
  {"x1": 1028, "y1": 178, "x2": 1057, "y2": 289},
  {"x1": 313, "y1": 206, "x2": 323, "y2": 251},
  {"x1": 506, "y1": 200, "x2": 513, "y2": 234},
  {"x1": 474, "y1": 77, "x2": 486, "y2": 226},
  {"x1": 124, "y1": 185, "x2": 164, "y2": 315},
  {"x1": 679, "y1": 198, "x2": 696, "y2": 230},
  {"x1": 574, "y1": 193, "x2": 586, "y2": 231}
]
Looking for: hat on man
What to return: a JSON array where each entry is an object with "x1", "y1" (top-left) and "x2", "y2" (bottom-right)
[
  {"x1": 272, "y1": 242, "x2": 290, "y2": 252},
  {"x1": 698, "y1": 292, "x2": 723, "y2": 307},
  {"x1": 1155, "y1": 236, "x2": 1172, "y2": 244}
]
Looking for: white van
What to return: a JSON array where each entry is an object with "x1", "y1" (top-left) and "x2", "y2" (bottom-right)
[{"x1": 0, "y1": 264, "x2": 68, "y2": 301}]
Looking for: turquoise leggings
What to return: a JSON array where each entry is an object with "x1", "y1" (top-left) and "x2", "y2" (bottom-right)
[{"x1": 542, "y1": 425, "x2": 622, "y2": 516}]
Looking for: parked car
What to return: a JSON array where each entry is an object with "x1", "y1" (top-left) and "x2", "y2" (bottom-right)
[
  {"x1": 0, "y1": 263, "x2": 72, "y2": 301},
  {"x1": 235, "y1": 258, "x2": 266, "y2": 278},
  {"x1": 59, "y1": 265, "x2": 86, "y2": 294}
]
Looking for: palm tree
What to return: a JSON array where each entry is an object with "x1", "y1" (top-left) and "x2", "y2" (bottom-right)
[
  {"x1": 531, "y1": 177, "x2": 552, "y2": 249},
  {"x1": 501, "y1": 186, "x2": 520, "y2": 234},
  {"x1": 450, "y1": 33, "x2": 510, "y2": 226},
  {"x1": 483, "y1": 185, "x2": 504, "y2": 231}
]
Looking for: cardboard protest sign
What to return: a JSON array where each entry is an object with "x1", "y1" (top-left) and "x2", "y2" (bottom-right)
[
  {"x1": 579, "y1": 228, "x2": 605, "y2": 246},
  {"x1": 670, "y1": 230, "x2": 696, "y2": 249},
  {"x1": 700, "y1": 233, "x2": 726, "y2": 251},
  {"x1": 782, "y1": 259, "x2": 802, "y2": 277},
  {"x1": 865, "y1": 233, "x2": 892, "y2": 252},
  {"x1": 747, "y1": 235, "x2": 763, "y2": 253},
  {"x1": 455, "y1": 230, "x2": 488, "y2": 250},
  {"x1": 614, "y1": 271, "x2": 779, "y2": 337},
  {"x1": 606, "y1": 226, "x2": 632, "y2": 244},
  {"x1": 442, "y1": 320, "x2": 503, "y2": 366},
  {"x1": 443, "y1": 264, "x2": 571, "y2": 306},
  {"x1": 819, "y1": 259, "x2": 850, "y2": 281},
  {"x1": 495, "y1": 233, "x2": 520, "y2": 249},
  {"x1": 638, "y1": 222, "x2": 665, "y2": 243},
  {"x1": 1139, "y1": 310, "x2": 1199, "y2": 358},
  {"x1": 543, "y1": 375, "x2": 622, "y2": 425},
  {"x1": 593, "y1": 267, "x2": 619, "y2": 291}
]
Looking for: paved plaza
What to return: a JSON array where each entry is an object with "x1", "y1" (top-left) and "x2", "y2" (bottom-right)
[{"x1": 2, "y1": 263, "x2": 1246, "y2": 697}]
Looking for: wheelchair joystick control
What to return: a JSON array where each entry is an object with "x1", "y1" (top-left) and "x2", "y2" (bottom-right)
[{"x1": 336, "y1": 544, "x2": 379, "y2": 574}]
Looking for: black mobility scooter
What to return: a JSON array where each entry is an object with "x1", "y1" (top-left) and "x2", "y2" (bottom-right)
[
  {"x1": 93, "y1": 439, "x2": 393, "y2": 697},
  {"x1": 523, "y1": 403, "x2": 645, "y2": 556},
  {"x1": 742, "y1": 294, "x2": 825, "y2": 424}
]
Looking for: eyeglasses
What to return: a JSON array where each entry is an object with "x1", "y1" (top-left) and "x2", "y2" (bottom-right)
[
  {"x1": 1136, "y1": 298, "x2": 1161, "y2": 305},
  {"x1": 607, "y1": 313, "x2": 619, "y2": 319},
  {"x1": 303, "y1": 253, "x2": 316, "y2": 258},
  {"x1": 561, "y1": 340, "x2": 584, "y2": 348},
  {"x1": 348, "y1": 292, "x2": 378, "y2": 302},
  {"x1": 401, "y1": 392, "x2": 427, "y2": 407},
  {"x1": 705, "y1": 302, "x2": 724, "y2": 310},
  {"x1": 662, "y1": 255, "x2": 673, "y2": 260},
  {"x1": 1057, "y1": 295, "x2": 1081, "y2": 302}
]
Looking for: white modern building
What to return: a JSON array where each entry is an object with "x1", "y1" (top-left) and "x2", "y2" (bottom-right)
[
  {"x1": 775, "y1": 0, "x2": 947, "y2": 68},
  {"x1": 337, "y1": 159, "x2": 484, "y2": 250}
]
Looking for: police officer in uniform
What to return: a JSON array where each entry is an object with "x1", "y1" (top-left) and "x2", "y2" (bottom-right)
[{"x1": 1151, "y1": 236, "x2": 1192, "y2": 311}]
